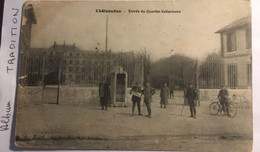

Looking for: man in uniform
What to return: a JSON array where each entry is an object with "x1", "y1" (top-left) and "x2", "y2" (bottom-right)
[
  {"x1": 142, "y1": 82, "x2": 156, "y2": 118},
  {"x1": 99, "y1": 82, "x2": 105, "y2": 110},
  {"x1": 130, "y1": 82, "x2": 142, "y2": 116},
  {"x1": 218, "y1": 85, "x2": 230, "y2": 116},
  {"x1": 160, "y1": 82, "x2": 170, "y2": 108},
  {"x1": 169, "y1": 85, "x2": 174, "y2": 99},
  {"x1": 99, "y1": 81, "x2": 109, "y2": 110},
  {"x1": 186, "y1": 84, "x2": 198, "y2": 118}
]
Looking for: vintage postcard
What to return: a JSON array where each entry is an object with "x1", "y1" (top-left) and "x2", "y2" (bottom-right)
[{"x1": 0, "y1": 0, "x2": 254, "y2": 151}]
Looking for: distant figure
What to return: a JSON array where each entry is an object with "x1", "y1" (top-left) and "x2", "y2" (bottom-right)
[
  {"x1": 99, "y1": 82, "x2": 105, "y2": 110},
  {"x1": 160, "y1": 83, "x2": 170, "y2": 108},
  {"x1": 99, "y1": 81, "x2": 109, "y2": 110},
  {"x1": 186, "y1": 84, "x2": 198, "y2": 118},
  {"x1": 103, "y1": 81, "x2": 110, "y2": 110},
  {"x1": 218, "y1": 85, "x2": 230, "y2": 116},
  {"x1": 142, "y1": 82, "x2": 156, "y2": 118},
  {"x1": 130, "y1": 82, "x2": 142, "y2": 116},
  {"x1": 169, "y1": 85, "x2": 174, "y2": 99}
]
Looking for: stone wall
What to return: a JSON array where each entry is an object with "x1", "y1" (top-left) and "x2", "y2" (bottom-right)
[
  {"x1": 199, "y1": 89, "x2": 252, "y2": 108},
  {"x1": 17, "y1": 86, "x2": 43, "y2": 104},
  {"x1": 17, "y1": 86, "x2": 252, "y2": 108},
  {"x1": 17, "y1": 86, "x2": 133, "y2": 106},
  {"x1": 59, "y1": 86, "x2": 133, "y2": 106}
]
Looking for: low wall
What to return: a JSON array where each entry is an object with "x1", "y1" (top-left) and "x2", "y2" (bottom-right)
[
  {"x1": 17, "y1": 86, "x2": 252, "y2": 108},
  {"x1": 17, "y1": 86, "x2": 133, "y2": 106},
  {"x1": 59, "y1": 86, "x2": 133, "y2": 106},
  {"x1": 17, "y1": 86, "x2": 43, "y2": 104},
  {"x1": 199, "y1": 89, "x2": 252, "y2": 108}
]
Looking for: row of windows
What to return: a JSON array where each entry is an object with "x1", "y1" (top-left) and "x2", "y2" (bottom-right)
[
  {"x1": 62, "y1": 59, "x2": 115, "y2": 65},
  {"x1": 66, "y1": 67, "x2": 111, "y2": 73},
  {"x1": 66, "y1": 74, "x2": 107, "y2": 81},
  {"x1": 47, "y1": 51, "x2": 128, "y2": 58}
]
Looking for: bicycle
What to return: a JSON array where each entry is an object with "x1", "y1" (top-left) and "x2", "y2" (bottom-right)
[{"x1": 209, "y1": 99, "x2": 237, "y2": 118}]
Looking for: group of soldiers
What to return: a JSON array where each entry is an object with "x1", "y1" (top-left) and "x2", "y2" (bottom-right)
[
  {"x1": 99, "y1": 80, "x2": 230, "y2": 118},
  {"x1": 130, "y1": 82, "x2": 231, "y2": 119},
  {"x1": 130, "y1": 82, "x2": 176, "y2": 118},
  {"x1": 130, "y1": 82, "x2": 199, "y2": 118}
]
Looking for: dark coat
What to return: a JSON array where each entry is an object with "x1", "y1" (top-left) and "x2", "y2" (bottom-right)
[
  {"x1": 142, "y1": 86, "x2": 156, "y2": 104},
  {"x1": 160, "y1": 87, "x2": 169, "y2": 105},
  {"x1": 186, "y1": 87, "x2": 198, "y2": 100},
  {"x1": 218, "y1": 89, "x2": 229, "y2": 102},
  {"x1": 99, "y1": 83, "x2": 110, "y2": 100}
]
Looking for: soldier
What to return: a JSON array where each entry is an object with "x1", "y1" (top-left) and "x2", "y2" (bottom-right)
[
  {"x1": 142, "y1": 82, "x2": 156, "y2": 118},
  {"x1": 218, "y1": 85, "x2": 230, "y2": 116},
  {"x1": 99, "y1": 82, "x2": 105, "y2": 110},
  {"x1": 186, "y1": 84, "x2": 198, "y2": 118},
  {"x1": 103, "y1": 81, "x2": 110, "y2": 110},
  {"x1": 169, "y1": 85, "x2": 174, "y2": 99},
  {"x1": 160, "y1": 82, "x2": 170, "y2": 108},
  {"x1": 130, "y1": 82, "x2": 142, "y2": 116}
]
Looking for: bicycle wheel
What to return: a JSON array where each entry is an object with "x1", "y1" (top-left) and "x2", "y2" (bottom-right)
[
  {"x1": 228, "y1": 103, "x2": 237, "y2": 118},
  {"x1": 209, "y1": 102, "x2": 220, "y2": 115}
]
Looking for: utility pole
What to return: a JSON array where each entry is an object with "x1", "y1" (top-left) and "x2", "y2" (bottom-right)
[{"x1": 105, "y1": 15, "x2": 108, "y2": 52}]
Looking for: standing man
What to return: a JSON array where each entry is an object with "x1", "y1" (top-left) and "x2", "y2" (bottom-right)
[
  {"x1": 142, "y1": 82, "x2": 156, "y2": 118},
  {"x1": 218, "y1": 85, "x2": 230, "y2": 116},
  {"x1": 103, "y1": 81, "x2": 110, "y2": 110},
  {"x1": 186, "y1": 84, "x2": 198, "y2": 118},
  {"x1": 130, "y1": 82, "x2": 142, "y2": 116},
  {"x1": 169, "y1": 84, "x2": 174, "y2": 99},
  {"x1": 160, "y1": 82, "x2": 169, "y2": 108},
  {"x1": 99, "y1": 82, "x2": 105, "y2": 110}
]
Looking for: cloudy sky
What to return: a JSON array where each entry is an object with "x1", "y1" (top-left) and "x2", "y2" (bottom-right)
[{"x1": 28, "y1": 0, "x2": 250, "y2": 60}]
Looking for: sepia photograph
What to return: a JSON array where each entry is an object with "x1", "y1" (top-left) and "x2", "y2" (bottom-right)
[{"x1": 14, "y1": 0, "x2": 252, "y2": 151}]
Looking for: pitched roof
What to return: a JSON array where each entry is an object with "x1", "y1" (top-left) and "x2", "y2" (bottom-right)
[{"x1": 216, "y1": 16, "x2": 251, "y2": 33}]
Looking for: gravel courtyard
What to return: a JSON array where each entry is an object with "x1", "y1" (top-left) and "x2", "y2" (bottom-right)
[{"x1": 15, "y1": 91, "x2": 253, "y2": 152}]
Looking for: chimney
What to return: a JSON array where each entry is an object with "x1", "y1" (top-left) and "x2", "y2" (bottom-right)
[
  {"x1": 73, "y1": 43, "x2": 75, "y2": 47},
  {"x1": 53, "y1": 41, "x2": 56, "y2": 47}
]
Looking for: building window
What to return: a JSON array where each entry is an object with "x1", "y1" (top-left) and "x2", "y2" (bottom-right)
[
  {"x1": 69, "y1": 67, "x2": 73, "y2": 72},
  {"x1": 81, "y1": 68, "x2": 86, "y2": 73},
  {"x1": 227, "y1": 64, "x2": 237, "y2": 88},
  {"x1": 246, "y1": 28, "x2": 251, "y2": 49},
  {"x1": 227, "y1": 32, "x2": 236, "y2": 52},
  {"x1": 247, "y1": 64, "x2": 252, "y2": 86},
  {"x1": 68, "y1": 74, "x2": 72, "y2": 79},
  {"x1": 70, "y1": 60, "x2": 73, "y2": 65}
]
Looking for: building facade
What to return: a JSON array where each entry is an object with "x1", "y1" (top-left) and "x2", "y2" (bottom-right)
[
  {"x1": 24, "y1": 42, "x2": 143, "y2": 87},
  {"x1": 216, "y1": 16, "x2": 251, "y2": 88}
]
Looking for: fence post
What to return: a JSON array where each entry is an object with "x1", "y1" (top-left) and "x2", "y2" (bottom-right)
[
  {"x1": 41, "y1": 54, "x2": 45, "y2": 104},
  {"x1": 57, "y1": 55, "x2": 62, "y2": 105}
]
